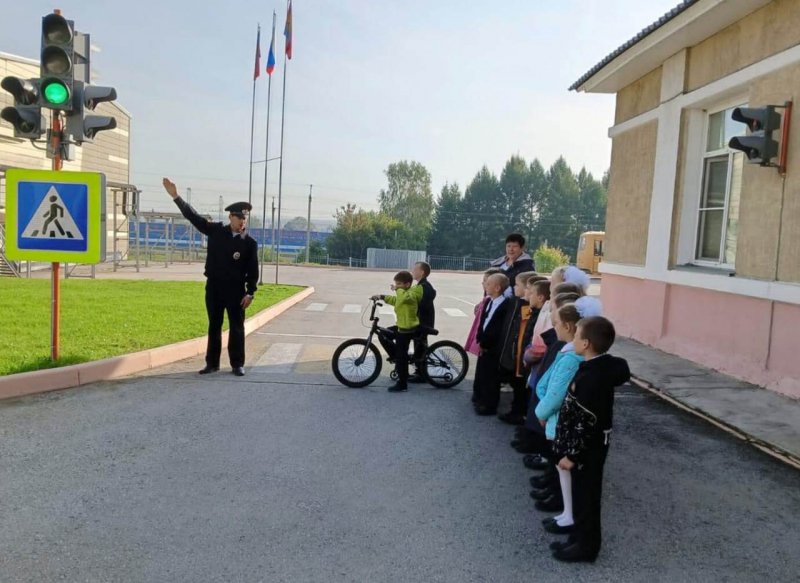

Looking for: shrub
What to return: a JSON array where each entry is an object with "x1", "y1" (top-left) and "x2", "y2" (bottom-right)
[{"x1": 534, "y1": 244, "x2": 571, "y2": 274}]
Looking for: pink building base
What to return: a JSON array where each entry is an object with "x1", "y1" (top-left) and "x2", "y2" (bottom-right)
[{"x1": 602, "y1": 273, "x2": 800, "y2": 399}]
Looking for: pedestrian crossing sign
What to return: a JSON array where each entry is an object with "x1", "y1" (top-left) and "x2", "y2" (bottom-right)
[{"x1": 5, "y1": 169, "x2": 106, "y2": 263}]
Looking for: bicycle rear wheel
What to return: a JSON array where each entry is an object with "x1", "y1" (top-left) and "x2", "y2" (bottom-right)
[
  {"x1": 332, "y1": 339, "x2": 383, "y2": 388},
  {"x1": 423, "y1": 340, "x2": 469, "y2": 388}
]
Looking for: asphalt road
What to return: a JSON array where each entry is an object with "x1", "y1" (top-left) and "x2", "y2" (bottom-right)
[{"x1": 1, "y1": 267, "x2": 798, "y2": 582}]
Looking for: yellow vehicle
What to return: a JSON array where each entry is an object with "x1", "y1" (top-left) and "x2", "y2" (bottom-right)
[{"x1": 576, "y1": 231, "x2": 605, "y2": 274}]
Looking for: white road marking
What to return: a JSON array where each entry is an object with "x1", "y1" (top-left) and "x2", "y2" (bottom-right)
[
  {"x1": 342, "y1": 304, "x2": 362, "y2": 313},
  {"x1": 305, "y1": 303, "x2": 328, "y2": 312},
  {"x1": 379, "y1": 306, "x2": 395, "y2": 316},
  {"x1": 443, "y1": 308, "x2": 467, "y2": 318},
  {"x1": 255, "y1": 332, "x2": 353, "y2": 340},
  {"x1": 253, "y1": 343, "x2": 303, "y2": 374},
  {"x1": 447, "y1": 295, "x2": 478, "y2": 307}
]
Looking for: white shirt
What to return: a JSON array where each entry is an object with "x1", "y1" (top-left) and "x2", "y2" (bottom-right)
[{"x1": 483, "y1": 296, "x2": 506, "y2": 331}]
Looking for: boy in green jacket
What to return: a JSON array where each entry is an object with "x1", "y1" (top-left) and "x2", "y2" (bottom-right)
[{"x1": 372, "y1": 270, "x2": 423, "y2": 392}]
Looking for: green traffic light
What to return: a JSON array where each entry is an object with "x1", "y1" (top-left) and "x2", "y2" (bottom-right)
[{"x1": 42, "y1": 80, "x2": 69, "y2": 105}]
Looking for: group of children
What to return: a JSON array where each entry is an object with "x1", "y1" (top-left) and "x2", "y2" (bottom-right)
[
  {"x1": 468, "y1": 248, "x2": 631, "y2": 563},
  {"x1": 371, "y1": 241, "x2": 631, "y2": 563}
]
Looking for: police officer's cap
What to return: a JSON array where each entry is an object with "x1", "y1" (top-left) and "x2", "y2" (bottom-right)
[{"x1": 225, "y1": 201, "x2": 252, "y2": 217}]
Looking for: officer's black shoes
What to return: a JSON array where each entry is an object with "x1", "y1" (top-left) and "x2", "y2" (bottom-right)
[
  {"x1": 199, "y1": 366, "x2": 220, "y2": 375},
  {"x1": 387, "y1": 383, "x2": 408, "y2": 392},
  {"x1": 408, "y1": 374, "x2": 425, "y2": 384},
  {"x1": 233, "y1": 367, "x2": 245, "y2": 377}
]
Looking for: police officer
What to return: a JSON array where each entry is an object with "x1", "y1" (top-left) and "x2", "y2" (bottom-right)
[{"x1": 162, "y1": 178, "x2": 258, "y2": 376}]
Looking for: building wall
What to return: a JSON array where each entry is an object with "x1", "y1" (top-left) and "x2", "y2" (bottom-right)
[
  {"x1": 0, "y1": 53, "x2": 131, "y2": 258},
  {"x1": 686, "y1": 0, "x2": 800, "y2": 92},
  {"x1": 614, "y1": 66, "x2": 663, "y2": 124},
  {"x1": 604, "y1": 120, "x2": 658, "y2": 265},
  {"x1": 602, "y1": 273, "x2": 800, "y2": 399},
  {"x1": 599, "y1": 0, "x2": 800, "y2": 398}
]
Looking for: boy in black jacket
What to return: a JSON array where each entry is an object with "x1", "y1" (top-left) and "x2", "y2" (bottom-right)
[
  {"x1": 473, "y1": 273, "x2": 511, "y2": 415},
  {"x1": 410, "y1": 261, "x2": 437, "y2": 382},
  {"x1": 551, "y1": 316, "x2": 631, "y2": 563}
]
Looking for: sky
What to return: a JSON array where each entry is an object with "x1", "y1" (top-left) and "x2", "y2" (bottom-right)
[{"x1": 2, "y1": 0, "x2": 681, "y2": 225}]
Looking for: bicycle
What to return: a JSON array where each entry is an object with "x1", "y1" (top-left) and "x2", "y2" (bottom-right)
[{"x1": 331, "y1": 298, "x2": 470, "y2": 389}]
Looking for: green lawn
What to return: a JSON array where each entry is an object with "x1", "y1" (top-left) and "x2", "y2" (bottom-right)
[{"x1": 0, "y1": 279, "x2": 303, "y2": 376}]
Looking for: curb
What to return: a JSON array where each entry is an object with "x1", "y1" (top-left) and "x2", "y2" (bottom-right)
[
  {"x1": 0, "y1": 286, "x2": 315, "y2": 401},
  {"x1": 630, "y1": 376, "x2": 800, "y2": 471}
]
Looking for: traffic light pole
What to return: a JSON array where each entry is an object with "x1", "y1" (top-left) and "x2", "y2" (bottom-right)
[{"x1": 50, "y1": 110, "x2": 63, "y2": 361}]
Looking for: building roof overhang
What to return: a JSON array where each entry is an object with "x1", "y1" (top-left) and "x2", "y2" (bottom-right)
[{"x1": 570, "y1": 0, "x2": 772, "y2": 94}]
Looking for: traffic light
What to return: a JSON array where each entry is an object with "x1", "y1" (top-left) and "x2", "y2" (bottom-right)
[
  {"x1": 728, "y1": 106, "x2": 782, "y2": 166},
  {"x1": 64, "y1": 81, "x2": 117, "y2": 143},
  {"x1": 40, "y1": 13, "x2": 75, "y2": 110},
  {"x1": 0, "y1": 76, "x2": 45, "y2": 138}
]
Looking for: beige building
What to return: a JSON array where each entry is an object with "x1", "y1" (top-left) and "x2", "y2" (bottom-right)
[
  {"x1": 0, "y1": 51, "x2": 132, "y2": 259},
  {"x1": 573, "y1": 0, "x2": 800, "y2": 399}
]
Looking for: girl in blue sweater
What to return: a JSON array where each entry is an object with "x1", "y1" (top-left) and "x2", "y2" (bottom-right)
[{"x1": 534, "y1": 303, "x2": 584, "y2": 530}]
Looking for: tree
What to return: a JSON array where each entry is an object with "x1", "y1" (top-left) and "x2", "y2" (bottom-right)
[
  {"x1": 499, "y1": 155, "x2": 536, "y2": 241},
  {"x1": 576, "y1": 167, "x2": 607, "y2": 234},
  {"x1": 460, "y1": 166, "x2": 504, "y2": 257},
  {"x1": 526, "y1": 159, "x2": 549, "y2": 249},
  {"x1": 325, "y1": 204, "x2": 374, "y2": 259},
  {"x1": 283, "y1": 216, "x2": 315, "y2": 231},
  {"x1": 427, "y1": 182, "x2": 463, "y2": 256},
  {"x1": 378, "y1": 160, "x2": 435, "y2": 249},
  {"x1": 325, "y1": 203, "x2": 414, "y2": 259},
  {"x1": 538, "y1": 157, "x2": 582, "y2": 260}
]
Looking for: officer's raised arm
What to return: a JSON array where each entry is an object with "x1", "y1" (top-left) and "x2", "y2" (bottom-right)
[{"x1": 162, "y1": 177, "x2": 213, "y2": 236}]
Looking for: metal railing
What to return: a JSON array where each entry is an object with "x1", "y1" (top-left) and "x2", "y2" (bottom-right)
[{"x1": 0, "y1": 222, "x2": 20, "y2": 277}]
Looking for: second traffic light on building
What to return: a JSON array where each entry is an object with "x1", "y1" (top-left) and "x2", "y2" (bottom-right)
[
  {"x1": 728, "y1": 106, "x2": 782, "y2": 166},
  {"x1": 40, "y1": 12, "x2": 75, "y2": 110}
]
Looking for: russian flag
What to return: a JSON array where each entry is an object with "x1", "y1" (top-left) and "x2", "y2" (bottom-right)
[
  {"x1": 267, "y1": 23, "x2": 276, "y2": 74},
  {"x1": 284, "y1": 0, "x2": 293, "y2": 60},
  {"x1": 253, "y1": 26, "x2": 261, "y2": 80}
]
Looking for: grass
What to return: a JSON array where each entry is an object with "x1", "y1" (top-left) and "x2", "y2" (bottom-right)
[{"x1": 0, "y1": 279, "x2": 303, "y2": 376}]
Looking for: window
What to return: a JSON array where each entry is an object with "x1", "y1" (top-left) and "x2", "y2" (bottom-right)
[{"x1": 695, "y1": 106, "x2": 746, "y2": 266}]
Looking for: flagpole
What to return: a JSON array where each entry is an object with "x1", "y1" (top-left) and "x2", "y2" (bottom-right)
[
  {"x1": 260, "y1": 12, "x2": 277, "y2": 285},
  {"x1": 275, "y1": 0, "x2": 291, "y2": 284},
  {"x1": 248, "y1": 24, "x2": 261, "y2": 206}
]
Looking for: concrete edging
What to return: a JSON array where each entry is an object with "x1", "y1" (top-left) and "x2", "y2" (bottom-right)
[{"x1": 0, "y1": 286, "x2": 315, "y2": 401}]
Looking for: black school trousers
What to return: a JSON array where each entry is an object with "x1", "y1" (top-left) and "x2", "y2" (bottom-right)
[
  {"x1": 378, "y1": 326, "x2": 416, "y2": 387},
  {"x1": 570, "y1": 443, "x2": 610, "y2": 557},
  {"x1": 473, "y1": 352, "x2": 502, "y2": 410},
  {"x1": 205, "y1": 280, "x2": 246, "y2": 368}
]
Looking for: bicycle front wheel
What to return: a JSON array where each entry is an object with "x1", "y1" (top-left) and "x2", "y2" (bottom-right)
[
  {"x1": 423, "y1": 340, "x2": 469, "y2": 388},
  {"x1": 331, "y1": 339, "x2": 383, "y2": 388}
]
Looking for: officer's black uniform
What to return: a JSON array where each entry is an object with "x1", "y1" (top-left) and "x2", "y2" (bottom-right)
[{"x1": 173, "y1": 197, "x2": 258, "y2": 374}]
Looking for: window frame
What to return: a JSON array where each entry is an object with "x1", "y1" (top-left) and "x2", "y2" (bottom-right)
[{"x1": 691, "y1": 99, "x2": 747, "y2": 270}]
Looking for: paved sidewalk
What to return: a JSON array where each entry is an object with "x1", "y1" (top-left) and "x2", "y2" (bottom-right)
[{"x1": 615, "y1": 338, "x2": 800, "y2": 466}]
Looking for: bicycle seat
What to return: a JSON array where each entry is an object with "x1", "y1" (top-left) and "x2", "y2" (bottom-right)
[{"x1": 419, "y1": 326, "x2": 439, "y2": 336}]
